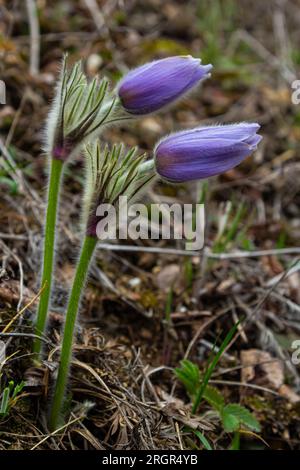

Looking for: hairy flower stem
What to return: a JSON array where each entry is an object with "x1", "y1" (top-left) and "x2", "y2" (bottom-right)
[
  {"x1": 49, "y1": 235, "x2": 97, "y2": 431},
  {"x1": 34, "y1": 158, "x2": 64, "y2": 356}
]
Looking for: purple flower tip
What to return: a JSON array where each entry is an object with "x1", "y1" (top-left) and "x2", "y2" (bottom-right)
[
  {"x1": 118, "y1": 56, "x2": 212, "y2": 115},
  {"x1": 154, "y1": 123, "x2": 262, "y2": 182}
]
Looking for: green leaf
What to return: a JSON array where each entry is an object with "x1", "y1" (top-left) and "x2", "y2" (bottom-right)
[
  {"x1": 11, "y1": 381, "x2": 25, "y2": 400},
  {"x1": 222, "y1": 408, "x2": 240, "y2": 432},
  {"x1": 174, "y1": 359, "x2": 200, "y2": 398},
  {"x1": 0, "y1": 387, "x2": 10, "y2": 416},
  {"x1": 0, "y1": 176, "x2": 18, "y2": 195},
  {"x1": 203, "y1": 385, "x2": 225, "y2": 412},
  {"x1": 191, "y1": 429, "x2": 213, "y2": 450},
  {"x1": 192, "y1": 321, "x2": 239, "y2": 414},
  {"x1": 222, "y1": 404, "x2": 261, "y2": 433}
]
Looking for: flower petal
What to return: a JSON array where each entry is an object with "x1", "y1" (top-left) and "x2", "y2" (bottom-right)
[
  {"x1": 118, "y1": 56, "x2": 212, "y2": 115},
  {"x1": 155, "y1": 123, "x2": 262, "y2": 183}
]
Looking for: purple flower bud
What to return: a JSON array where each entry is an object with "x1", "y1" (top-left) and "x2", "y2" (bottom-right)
[
  {"x1": 155, "y1": 123, "x2": 262, "y2": 182},
  {"x1": 118, "y1": 56, "x2": 212, "y2": 115}
]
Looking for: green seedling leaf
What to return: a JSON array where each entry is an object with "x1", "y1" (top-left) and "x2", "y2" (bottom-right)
[
  {"x1": 0, "y1": 387, "x2": 10, "y2": 416},
  {"x1": 11, "y1": 381, "x2": 25, "y2": 400},
  {"x1": 0, "y1": 176, "x2": 18, "y2": 194},
  {"x1": 192, "y1": 321, "x2": 239, "y2": 414},
  {"x1": 203, "y1": 385, "x2": 225, "y2": 412},
  {"x1": 192, "y1": 429, "x2": 213, "y2": 450},
  {"x1": 174, "y1": 359, "x2": 200, "y2": 398},
  {"x1": 221, "y1": 407, "x2": 240, "y2": 432},
  {"x1": 222, "y1": 404, "x2": 261, "y2": 433}
]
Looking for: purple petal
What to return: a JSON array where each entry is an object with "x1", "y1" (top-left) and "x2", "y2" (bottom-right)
[
  {"x1": 246, "y1": 134, "x2": 263, "y2": 148},
  {"x1": 118, "y1": 56, "x2": 212, "y2": 115},
  {"x1": 160, "y1": 123, "x2": 260, "y2": 146},
  {"x1": 155, "y1": 123, "x2": 262, "y2": 182}
]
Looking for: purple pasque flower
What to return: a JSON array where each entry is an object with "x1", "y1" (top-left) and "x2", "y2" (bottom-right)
[
  {"x1": 154, "y1": 123, "x2": 262, "y2": 182},
  {"x1": 118, "y1": 56, "x2": 212, "y2": 115}
]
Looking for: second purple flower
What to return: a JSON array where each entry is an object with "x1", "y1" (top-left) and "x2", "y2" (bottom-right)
[{"x1": 154, "y1": 123, "x2": 262, "y2": 182}]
